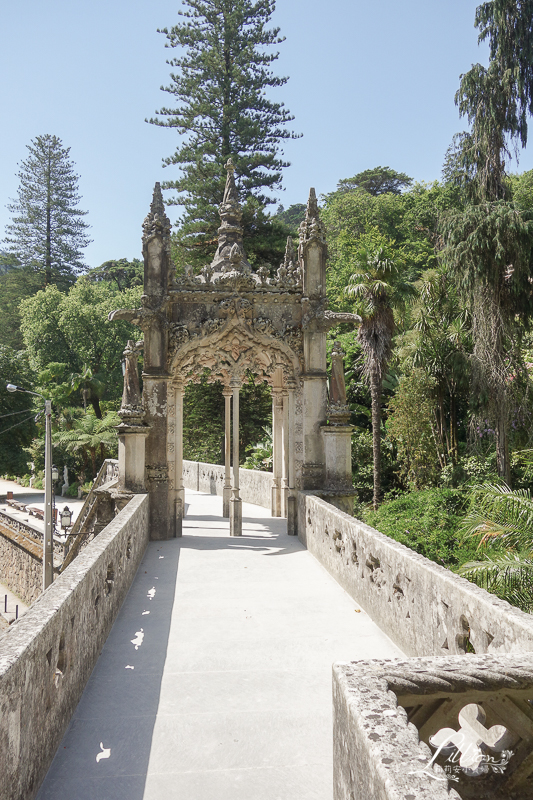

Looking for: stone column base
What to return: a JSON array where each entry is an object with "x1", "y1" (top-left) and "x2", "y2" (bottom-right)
[
  {"x1": 222, "y1": 486, "x2": 231, "y2": 518},
  {"x1": 230, "y1": 497, "x2": 242, "y2": 536}
]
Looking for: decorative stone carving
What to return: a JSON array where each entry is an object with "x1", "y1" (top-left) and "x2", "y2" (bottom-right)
[
  {"x1": 298, "y1": 188, "x2": 327, "y2": 258},
  {"x1": 142, "y1": 182, "x2": 171, "y2": 245},
  {"x1": 254, "y1": 318, "x2": 276, "y2": 337},
  {"x1": 168, "y1": 323, "x2": 190, "y2": 356},
  {"x1": 210, "y1": 159, "x2": 253, "y2": 275},
  {"x1": 146, "y1": 465, "x2": 168, "y2": 483},
  {"x1": 202, "y1": 318, "x2": 224, "y2": 336}
]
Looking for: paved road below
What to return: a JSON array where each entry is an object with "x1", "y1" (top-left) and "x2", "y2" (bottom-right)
[{"x1": 36, "y1": 489, "x2": 403, "y2": 800}]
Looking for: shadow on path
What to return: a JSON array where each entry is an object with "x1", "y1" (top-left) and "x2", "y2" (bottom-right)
[{"x1": 36, "y1": 540, "x2": 181, "y2": 800}]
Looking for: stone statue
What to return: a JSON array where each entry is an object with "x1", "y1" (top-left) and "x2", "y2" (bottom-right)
[
  {"x1": 119, "y1": 340, "x2": 144, "y2": 424},
  {"x1": 328, "y1": 342, "x2": 351, "y2": 425},
  {"x1": 329, "y1": 342, "x2": 347, "y2": 406},
  {"x1": 61, "y1": 465, "x2": 69, "y2": 497}
]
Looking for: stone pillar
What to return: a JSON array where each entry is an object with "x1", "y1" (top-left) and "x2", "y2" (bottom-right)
[
  {"x1": 299, "y1": 189, "x2": 328, "y2": 490},
  {"x1": 271, "y1": 388, "x2": 283, "y2": 517},
  {"x1": 321, "y1": 425, "x2": 354, "y2": 515},
  {"x1": 117, "y1": 424, "x2": 150, "y2": 493},
  {"x1": 281, "y1": 389, "x2": 289, "y2": 518},
  {"x1": 286, "y1": 380, "x2": 297, "y2": 535},
  {"x1": 229, "y1": 378, "x2": 242, "y2": 536},
  {"x1": 172, "y1": 382, "x2": 185, "y2": 537},
  {"x1": 141, "y1": 185, "x2": 173, "y2": 540},
  {"x1": 321, "y1": 342, "x2": 355, "y2": 515},
  {"x1": 223, "y1": 386, "x2": 232, "y2": 518}
]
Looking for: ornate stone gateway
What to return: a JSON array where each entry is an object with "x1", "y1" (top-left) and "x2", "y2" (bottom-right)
[{"x1": 111, "y1": 161, "x2": 359, "y2": 539}]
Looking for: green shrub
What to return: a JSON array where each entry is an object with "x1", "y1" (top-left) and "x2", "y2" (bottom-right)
[
  {"x1": 440, "y1": 454, "x2": 498, "y2": 488},
  {"x1": 364, "y1": 487, "x2": 480, "y2": 568}
]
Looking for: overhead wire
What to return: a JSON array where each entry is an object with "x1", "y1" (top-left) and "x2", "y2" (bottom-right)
[
  {"x1": 0, "y1": 408, "x2": 36, "y2": 421},
  {"x1": 0, "y1": 414, "x2": 38, "y2": 437}
]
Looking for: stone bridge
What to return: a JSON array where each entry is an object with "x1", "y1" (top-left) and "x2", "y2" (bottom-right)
[{"x1": 1, "y1": 463, "x2": 533, "y2": 800}]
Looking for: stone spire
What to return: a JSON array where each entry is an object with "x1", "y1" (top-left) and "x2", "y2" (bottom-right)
[
  {"x1": 298, "y1": 188, "x2": 327, "y2": 254},
  {"x1": 142, "y1": 182, "x2": 171, "y2": 244},
  {"x1": 298, "y1": 188, "x2": 327, "y2": 298},
  {"x1": 211, "y1": 159, "x2": 252, "y2": 274},
  {"x1": 284, "y1": 235, "x2": 295, "y2": 268}
]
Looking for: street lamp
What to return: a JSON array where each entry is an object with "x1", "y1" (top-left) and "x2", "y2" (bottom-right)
[
  {"x1": 6, "y1": 382, "x2": 54, "y2": 590},
  {"x1": 60, "y1": 506, "x2": 72, "y2": 530}
]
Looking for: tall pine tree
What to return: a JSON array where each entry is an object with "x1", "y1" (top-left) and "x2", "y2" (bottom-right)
[
  {"x1": 3, "y1": 134, "x2": 91, "y2": 289},
  {"x1": 149, "y1": 0, "x2": 299, "y2": 265}
]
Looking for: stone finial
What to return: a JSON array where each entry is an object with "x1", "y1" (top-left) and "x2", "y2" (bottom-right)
[
  {"x1": 210, "y1": 158, "x2": 252, "y2": 275},
  {"x1": 306, "y1": 187, "x2": 319, "y2": 218},
  {"x1": 298, "y1": 187, "x2": 327, "y2": 252},
  {"x1": 284, "y1": 235, "x2": 295, "y2": 268},
  {"x1": 142, "y1": 182, "x2": 171, "y2": 243},
  {"x1": 223, "y1": 158, "x2": 239, "y2": 204}
]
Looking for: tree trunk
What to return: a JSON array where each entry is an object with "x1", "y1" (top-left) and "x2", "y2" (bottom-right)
[
  {"x1": 45, "y1": 146, "x2": 52, "y2": 286},
  {"x1": 449, "y1": 391, "x2": 458, "y2": 464},
  {"x1": 495, "y1": 393, "x2": 511, "y2": 485},
  {"x1": 370, "y1": 370, "x2": 382, "y2": 510},
  {"x1": 91, "y1": 397, "x2": 103, "y2": 420}
]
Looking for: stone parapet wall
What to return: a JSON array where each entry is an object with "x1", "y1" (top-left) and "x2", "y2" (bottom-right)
[
  {"x1": 298, "y1": 492, "x2": 533, "y2": 658},
  {"x1": 0, "y1": 516, "x2": 63, "y2": 605},
  {"x1": 0, "y1": 525, "x2": 43, "y2": 606},
  {"x1": 183, "y1": 460, "x2": 272, "y2": 509},
  {"x1": 333, "y1": 654, "x2": 533, "y2": 800},
  {"x1": 0, "y1": 493, "x2": 149, "y2": 800}
]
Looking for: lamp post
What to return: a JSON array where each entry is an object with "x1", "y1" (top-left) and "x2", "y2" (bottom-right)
[{"x1": 6, "y1": 383, "x2": 54, "y2": 590}]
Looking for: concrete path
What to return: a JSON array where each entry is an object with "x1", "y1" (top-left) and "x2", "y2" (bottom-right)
[{"x1": 36, "y1": 490, "x2": 403, "y2": 800}]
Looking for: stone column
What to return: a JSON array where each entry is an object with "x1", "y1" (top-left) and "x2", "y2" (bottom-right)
[
  {"x1": 286, "y1": 380, "x2": 297, "y2": 535},
  {"x1": 173, "y1": 382, "x2": 185, "y2": 537},
  {"x1": 271, "y1": 389, "x2": 283, "y2": 517},
  {"x1": 299, "y1": 189, "x2": 328, "y2": 490},
  {"x1": 229, "y1": 377, "x2": 242, "y2": 536},
  {"x1": 281, "y1": 390, "x2": 289, "y2": 518},
  {"x1": 223, "y1": 386, "x2": 232, "y2": 518}
]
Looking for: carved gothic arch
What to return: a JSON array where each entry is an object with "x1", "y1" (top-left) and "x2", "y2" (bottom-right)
[{"x1": 168, "y1": 313, "x2": 301, "y2": 387}]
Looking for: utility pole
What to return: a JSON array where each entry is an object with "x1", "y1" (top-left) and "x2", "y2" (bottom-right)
[{"x1": 43, "y1": 399, "x2": 53, "y2": 589}]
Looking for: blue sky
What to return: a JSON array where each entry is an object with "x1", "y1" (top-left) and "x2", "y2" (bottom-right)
[{"x1": 2, "y1": 0, "x2": 532, "y2": 268}]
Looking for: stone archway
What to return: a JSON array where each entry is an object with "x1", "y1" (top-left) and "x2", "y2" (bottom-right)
[{"x1": 110, "y1": 159, "x2": 360, "y2": 540}]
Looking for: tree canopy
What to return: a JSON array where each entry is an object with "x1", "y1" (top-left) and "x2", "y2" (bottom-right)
[
  {"x1": 337, "y1": 167, "x2": 413, "y2": 196},
  {"x1": 3, "y1": 135, "x2": 91, "y2": 288},
  {"x1": 149, "y1": 0, "x2": 299, "y2": 265}
]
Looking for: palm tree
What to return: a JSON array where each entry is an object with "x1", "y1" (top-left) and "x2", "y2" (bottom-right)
[
  {"x1": 54, "y1": 410, "x2": 120, "y2": 480},
  {"x1": 459, "y1": 481, "x2": 533, "y2": 612},
  {"x1": 346, "y1": 245, "x2": 415, "y2": 508}
]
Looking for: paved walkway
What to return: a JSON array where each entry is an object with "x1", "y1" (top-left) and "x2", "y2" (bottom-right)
[
  {"x1": 0, "y1": 478, "x2": 85, "y2": 534},
  {"x1": 37, "y1": 490, "x2": 403, "y2": 800}
]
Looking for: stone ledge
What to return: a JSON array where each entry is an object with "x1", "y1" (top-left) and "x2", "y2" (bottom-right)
[{"x1": 334, "y1": 654, "x2": 533, "y2": 800}]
